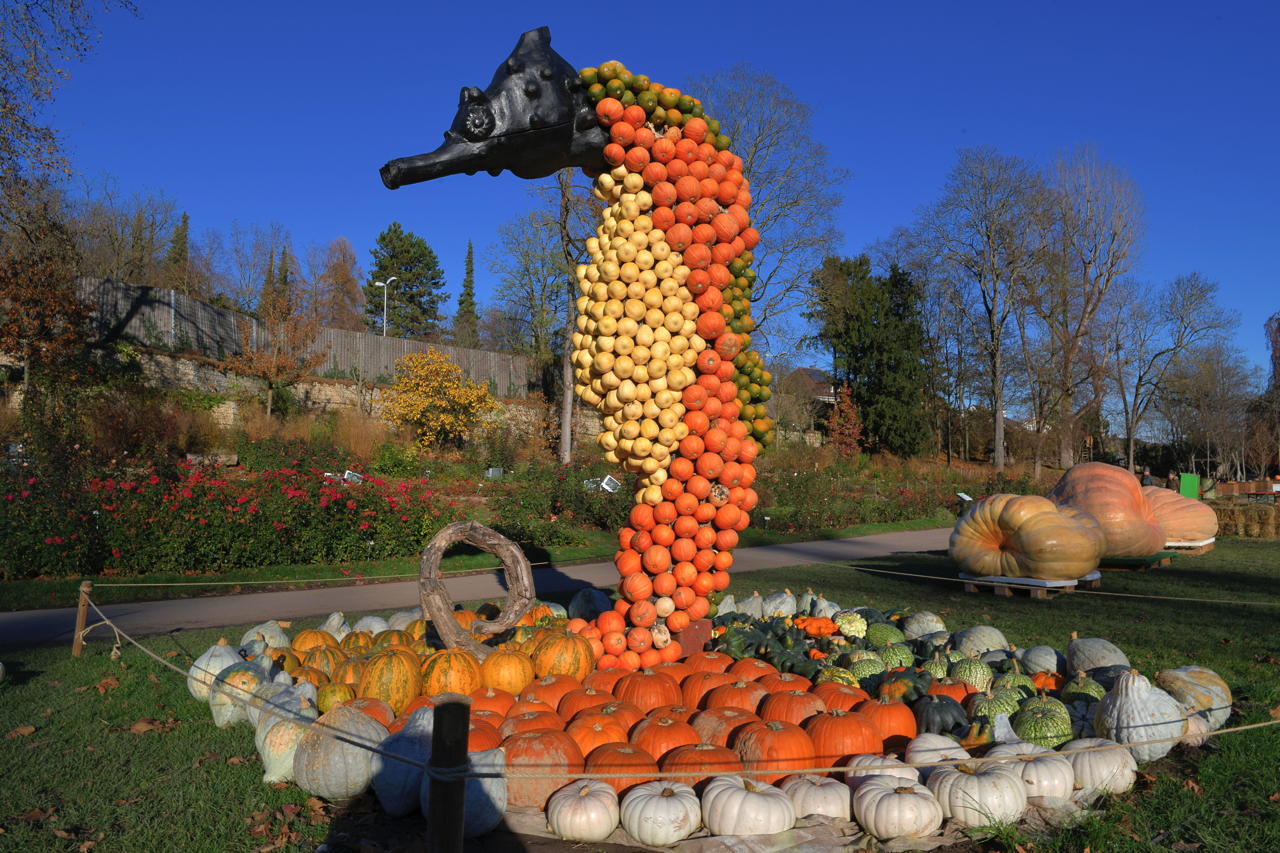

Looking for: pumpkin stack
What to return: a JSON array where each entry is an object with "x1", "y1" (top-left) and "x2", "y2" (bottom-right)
[{"x1": 569, "y1": 61, "x2": 770, "y2": 671}]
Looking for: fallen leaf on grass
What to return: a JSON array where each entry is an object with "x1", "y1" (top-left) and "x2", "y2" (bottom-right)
[
  {"x1": 192, "y1": 753, "x2": 222, "y2": 768},
  {"x1": 1269, "y1": 792, "x2": 1280, "y2": 802},
  {"x1": 163, "y1": 651, "x2": 178, "y2": 658},
  {"x1": 1183, "y1": 778, "x2": 1204, "y2": 795},
  {"x1": 269, "y1": 782, "x2": 289, "y2": 790},
  {"x1": 40, "y1": 708, "x2": 54, "y2": 718},
  {"x1": 21, "y1": 808, "x2": 54, "y2": 823},
  {"x1": 228, "y1": 755, "x2": 252, "y2": 765},
  {"x1": 1170, "y1": 843, "x2": 1202, "y2": 851},
  {"x1": 78, "y1": 840, "x2": 97, "y2": 852},
  {"x1": 148, "y1": 673, "x2": 159, "y2": 684},
  {"x1": 52, "y1": 828, "x2": 76, "y2": 839},
  {"x1": 279, "y1": 804, "x2": 301, "y2": 821},
  {"x1": 128, "y1": 718, "x2": 179, "y2": 735},
  {"x1": 1269, "y1": 704, "x2": 1280, "y2": 721},
  {"x1": 6, "y1": 726, "x2": 36, "y2": 739},
  {"x1": 94, "y1": 677, "x2": 119, "y2": 694}
]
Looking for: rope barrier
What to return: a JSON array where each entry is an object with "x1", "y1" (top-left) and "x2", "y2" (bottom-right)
[
  {"x1": 90, "y1": 557, "x2": 561, "y2": 588},
  {"x1": 80, "y1": 596, "x2": 1280, "y2": 784},
  {"x1": 806, "y1": 560, "x2": 1280, "y2": 608}
]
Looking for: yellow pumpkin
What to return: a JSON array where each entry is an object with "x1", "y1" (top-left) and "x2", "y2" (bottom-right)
[
  {"x1": 1142, "y1": 487, "x2": 1218, "y2": 542},
  {"x1": 1047, "y1": 462, "x2": 1164, "y2": 557},
  {"x1": 949, "y1": 494, "x2": 1105, "y2": 579}
]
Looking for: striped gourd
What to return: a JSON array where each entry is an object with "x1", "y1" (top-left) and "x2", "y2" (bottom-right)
[{"x1": 358, "y1": 650, "x2": 422, "y2": 715}]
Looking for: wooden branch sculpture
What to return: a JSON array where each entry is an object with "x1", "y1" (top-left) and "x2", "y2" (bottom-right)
[{"x1": 418, "y1": 521, "x2": 533, "y2": 660}]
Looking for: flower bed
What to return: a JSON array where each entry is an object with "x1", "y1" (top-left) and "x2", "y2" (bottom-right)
[{"x1": 0, "y1": 465, "x2": 460, "y2": 579}]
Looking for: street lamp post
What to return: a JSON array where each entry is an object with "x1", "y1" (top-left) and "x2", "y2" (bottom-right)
[{"x1": 374, "y1": 276, "x2": 397, "y2": 336}]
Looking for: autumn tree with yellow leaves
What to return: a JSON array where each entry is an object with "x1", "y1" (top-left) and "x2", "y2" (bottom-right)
[{"x1": 384, "y1": 348, "x2": 497, "y2": 447}]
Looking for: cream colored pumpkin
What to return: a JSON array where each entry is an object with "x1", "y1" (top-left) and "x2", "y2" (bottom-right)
[
  {"x1": 950, "y1": 494, "x2": 1106, "y2": 579},
  {"x1": 986, "y1": 742, "x2": 1075, "y2": 800},
  {"x1": 546, "y1": 780, "x2": 620, "y2": 842},
  {"x1": 292, "y1": 705, "x2": 389, "y2": 800},
  {"x1": 619, "y1": 781, "x2": 701, "y2": 847},
  {"x1": 701, "y1": 776, "x2": 795, "y2": 836},
  {"x1": 1142, "y1": 487, "x2": 1218, "y2": 542},
  {"x1": 779, "y1": 774, "x2": 850, "y2": 821},
  {"x1": 1154, "y1": 666, "x2": 1232, "y2": 730},
  {"x1": 256, "y1": 713, "x2": 312, "y2": 784},
  {"x1": 904, "y1": 733, "x2": 971, "y2": 782},
  {"x1": 1060, "y1": 737, "x2": 1137, "y2": 800},
  {"x1": 844, "y1": 753, "x2": 919, "y2": 788},
  {"x1": 852, "y1": 777, "x2": 943, "y2": 840},
  {"x1": 1047, "y1": 462, "x2": 1164, "y2": 557},
  {"x1": 187, "y1": 638, "x2": 241, "y2": 702},
  {"x1": 1093, "y1": 670, "x2": 1187, "y2": 763},
  {"x1": 926, "y1": 763, "x2": 1026, "y2": 827}
]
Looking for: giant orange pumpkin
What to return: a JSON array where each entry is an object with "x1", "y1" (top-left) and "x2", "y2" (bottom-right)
[
  {"x1": 1143, "y1": 486, "x2": 1218, "y2": 542},
  {"x1": 949, "y1": 493, "x2": 1105, "y2": 579},
  {"x1": 501, "y1": 730, "x2": 585, "y2": 808},
  {"x1": 1047, "y1": 462, "x2": 1164, "y2": 557}
]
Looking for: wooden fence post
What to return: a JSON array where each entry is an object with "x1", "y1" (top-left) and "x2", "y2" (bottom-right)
[
  {"x1": 427, "y1": 697, "x2": 470, "y2": 853},
  {"x1": 71, "y1": 580, "x2": 92, "y2": 657}
]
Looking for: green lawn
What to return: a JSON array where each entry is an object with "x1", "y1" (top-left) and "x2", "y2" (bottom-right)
[
  {"x1": 0, "y1": 539, "x2": 1275, "y2": 851},
  {"x1": 0, "y1": 513, "x2": 953, "y2": 612},
  {"x1": 721, "y1": 538, "x2": 1280, "y2": 851}
]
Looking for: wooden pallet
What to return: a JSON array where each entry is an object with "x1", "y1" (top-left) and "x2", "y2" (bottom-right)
[
  {"x1": 1166, "y1": 538, "x2": 1216, "y2": 557},
  {"x1": 959, "y1": 571, "x2": 1100, "y2": 600},
  {"x1": 1098, "y1": 551, "x2": 1176, "y2": 572}
]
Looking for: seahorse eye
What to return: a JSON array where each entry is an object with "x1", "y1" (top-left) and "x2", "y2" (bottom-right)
[{"x1": 462, "y1": 104, "x2": 495, "y2": 141}]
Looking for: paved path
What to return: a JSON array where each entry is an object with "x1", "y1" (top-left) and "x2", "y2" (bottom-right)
[{"x1": 0, "y1": 528, "x2": 951, "y2": 650}]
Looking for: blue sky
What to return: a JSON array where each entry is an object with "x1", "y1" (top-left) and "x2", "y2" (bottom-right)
[{"x1": 52, "y1": 1, "x2": 1279, "y2": 373}]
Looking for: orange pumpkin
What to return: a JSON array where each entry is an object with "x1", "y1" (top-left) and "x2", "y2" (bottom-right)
[
  {"x1": 803, "y1": 710, "x2": 882, "y2": 774},
  {"x1": 732, "y1": 719, "x2": 816, "y2": 784},
  {"x1": 357, "y1": 650, "x2": 422, "y2": 716},
  {"x1": 468, "y1": 718, "x2": 502, "y2": 752},
  {"x1": 1047, "y1": 462, "x2": 1165, "y2": 558},
  {"x1": 469, "y1": 686, "x2": 515, "y2": 717},
  {"x1": 613, "y1": 669, "x2": 682, "y2": 714},
  {"x1": 342, "y1": 696, "x2": 394, "y2": 727},
  {"x1": 757, "y1": 672, "x2": 813, "y2": 694},
  {"x1": 682, "y1": 670, "x2": 736, "y2": 709},
  {"x1": 498, "y1": 710, "x2": 565, "y2": 739},
  {"x1": 1143, "y1": 486, "x2": 1218, "y2": 542},
  {"x1": 949, "y1": 493, "x2": 1106, "y2": 579},
  {"x1": 584, "y1": 743, "x2": 659, "y2": 795},
  {"x1": 501, "y1": 730, "x2": 585, "y2": 809},
  {"x1": 630, "y1": 715, "x2": 701, "y2": 762},
  {"x1": 703, "y1": 680, "x2": 769, "y2": 715},
  {"x1": 758, "y1": 690, "x2": 827, "y2": 727},
  {"x1": 854, "y1": 697, "x2": 918, "y2": 752},
  {"x1": 420, "y1": 648, "x2": 482, "y2": 697},
  {"x1": 566, "y1": 718, "x2": 629, "y2": 757},
  {"x1": 292, "y1": 629, "x2": 337, "y2": 652},
  {"x1": 689, "y1": 706, "x2": 761, "y2": 748},
  {"x1": 659, "y1": 743, "x2": 744, "y2": 790},
  {"x1": 479, "y1": 649, "x2": 535, "y2": 695}
]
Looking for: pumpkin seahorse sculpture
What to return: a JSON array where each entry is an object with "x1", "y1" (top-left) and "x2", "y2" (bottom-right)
[{"x1": 382, "y1": 27, "x2": 773, "y2": 670}]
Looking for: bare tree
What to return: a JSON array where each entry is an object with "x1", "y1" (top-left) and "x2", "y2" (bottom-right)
[
  {"x1": 71, "y1": 175, "x2": 177, "y2": 286},
  {"x1": 683, "y1": 65, "x2": 848, "y2": 345},
  {"x1": 1027, "y1": 146, "x2": 1143, "y2": 467},
  {"x1": 304, "y1": 237, "x2": 365, "y2": 330},
  {"x1": 1155, "y1": 341, "x2": 1261, "y2": 479},
  {"x1": 914, "y1": 147, "x2": 1045, "y2": 470},
  {"x1": 1105, "y1": 274, "x2": 1235, "y2": 470},
  {"x1": 213, "y1": 220, "x2": 288, "y2": 312}
]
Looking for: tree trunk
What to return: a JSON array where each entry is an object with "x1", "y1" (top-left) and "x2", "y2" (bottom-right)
[
  {"x1": 558, "y1": 334, "x2": 574, "y2": 464},
  {"x1": 265, "y1": 386, "x2": 274, "y2": 417},
  {"x1": 991, "y1": 350, "x2": 1005, "y2": 471}
]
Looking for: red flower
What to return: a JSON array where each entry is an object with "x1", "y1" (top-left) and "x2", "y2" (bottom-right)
[{"x1": 358, "y1": 521, "x2": 370, "y2": 530}]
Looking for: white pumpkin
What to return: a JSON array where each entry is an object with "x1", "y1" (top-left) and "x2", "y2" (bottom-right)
[
  {"x1": 702, "y1": 776, "x2": 795, "y2": 836},
  {"x1": 844, "y1": 754, "x2": 919, "y2": 788},
  {"x1": 292, "y1": 705, "x2": 388, "y2": 800},
  {"x1": 1093, "y1": 669, "x2": 1187, "y2": 763},
  {"x1": 926, "y1": 763, "x2": 1026, "y2": 827},
  {"x1": 1060, "y1": 737, "x2": 1137, "y2": 800},
  {"x1": 953, "y1": 625, "x2": 1009, "y2": 656},
  {"x1": 762, "y1": 588, "x2": 798, "y2": 617},
  {"x1": 352, "y1": 615, "x2": 390, "y2": 635},
  {"x1": 1154, "y1": 666, "x2": 1232, "y2": 730},
  {"x1": 372, "y1": 708, "x2": 434, "y2": 816},
  {"x1": 187, "y1": 638, "x2": 241, "y2": 702},
  {"x1": 317, "y1": 611, "x2": 350, "y2": 641},
  {"x1": 547, "y1": 780, "x2": 620, "y2": 842},
  {"x1": 904, "y1": 734, "x2": 971, "y2": 782},
  {"x1": 902, "y1": 611, "x2": 947, "y2": 640},
  {"x1": 568, "y1": 587, "x2": 613, "y2": 620},
  {"x1": 1066, "y1": 633, "x2": 1129, "y2": 673},
  {"x1": 420, "y1": 747, "x2": 507, "y2": 837},
  {"x1": 256, "y1": 713, "x2": 313, "y2": 784},
  {"x1": 244, "y1": 682, "x2": 290, "y2": 729},
  {"x1": 387, "y1": 608, "x2": 422, "y2": 630},
  {"x1": 1181, "y1": 712, "x2": 1211, "y2": 748},
  {"x1": 208, "y1": 661, "x2": 265, "y2": 729},
  {"x1": 779, "y1": 774, "x2": 850, "y2": 820},
  {"x1": 619, "y1": 781, "x2": 701, "y2": 847},
  {"x1": 239, "y1": 620, "x2": 291, "y2": 649},
  {"x1": 851, "y1": 776, "x2": 943, "y2": 840},
  {"x1": 809, "y1": 594, "x2": 840, "y2": 619},
  {"x1": 998, "y1": 753, "x2": 1070, "y2": 799}
]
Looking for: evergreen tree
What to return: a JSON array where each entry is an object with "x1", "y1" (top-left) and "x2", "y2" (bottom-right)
[
  {"x1": 164, "y1": 212, "x2": 190, "y2": 293},
  {"x1": 451, "y1": 240, "x2": 480, "y2": 348},
  {"x1": 363, "y1": 221, "x2": 447, "y2": 338},
  {"x1": 805, "y1": 255, "x2": 930, "y2": 456}
]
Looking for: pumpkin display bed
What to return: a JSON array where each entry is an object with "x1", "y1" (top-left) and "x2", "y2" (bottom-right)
[{"x1": 185, "y1": 585, "x2": 1233, "y2": 848}]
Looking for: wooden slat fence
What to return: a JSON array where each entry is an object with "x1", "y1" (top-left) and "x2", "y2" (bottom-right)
[{"x1": 75, "y1": 278, "x2": 531, "y2": 396}]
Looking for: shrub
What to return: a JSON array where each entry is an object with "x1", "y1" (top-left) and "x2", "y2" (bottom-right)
[
  {"x1": 0, "y1": 465, "x2": 462, "y2": 579},
  {"x1": 490, "y1": 463, "x2": 630, "y2": 546},
  {"x1": 383, "y1": 349, "x2": 497, "y2": 447},
  {"x1": 372, "y1": 442, "x2": 424, "y2": 479}
]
